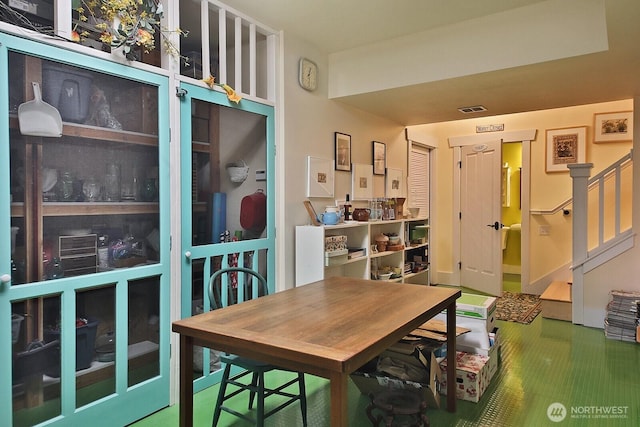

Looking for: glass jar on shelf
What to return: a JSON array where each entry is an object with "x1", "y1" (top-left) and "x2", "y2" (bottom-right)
[{"x1": 104, "y1": 163, "x2": 121, "y2": 202}]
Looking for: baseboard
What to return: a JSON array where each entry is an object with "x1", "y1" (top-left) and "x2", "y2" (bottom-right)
[{"x1": 525, "y1": 262, "x2": 572, "y2": 295}]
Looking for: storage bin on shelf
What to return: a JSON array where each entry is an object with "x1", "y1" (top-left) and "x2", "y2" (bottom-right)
[
  {"x1": 43, "y1": 317, "x2": 99, "y2": 377},
  {"x1": 41, "y1": 62, "x2": 93, "y2": 123},
  {"x1": 325, "y1": 249, "x2": 348, "y2": 266}
]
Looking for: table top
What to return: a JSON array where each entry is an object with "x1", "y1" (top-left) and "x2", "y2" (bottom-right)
[{"x1": 172, "y1": 276, "x2": 460, "y2": 378}]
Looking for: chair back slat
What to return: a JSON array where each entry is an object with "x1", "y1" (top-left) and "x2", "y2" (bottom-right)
[{"x1": 208, "y1": 267, "x2": 267, "y2": 310}]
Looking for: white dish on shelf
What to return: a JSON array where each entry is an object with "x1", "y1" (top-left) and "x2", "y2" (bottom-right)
[{"x1": 377, "y1": 272, "x2": 393, "y2": 281}]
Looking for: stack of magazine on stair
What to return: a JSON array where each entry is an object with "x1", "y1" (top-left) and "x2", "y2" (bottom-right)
[{"x1": 604, "y1": 290, "x2": 640, "y2": 342}]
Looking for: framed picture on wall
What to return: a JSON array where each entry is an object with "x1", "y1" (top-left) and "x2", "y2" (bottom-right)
[
  {"x1": 335, "y1": 132, "x2": 352, "y2": 171},
  {"x1": 545, "y1": 126, "x2": 586, "y2": 173},
  {"x1": 352, "y1": 163, "x2": 373, "y2": 200},
  {"x1": 593, "y1": 111, "x2": 633, "y2": 143},
  {"x1": 372, "y1": 141, "x2": 386, "y2": 175},
  {"x1": 306, "y1": 156, "x2": 335, "y2": 197},
  {"x1": 385, "y1": 168, "x2": 404, "y2": 198}
]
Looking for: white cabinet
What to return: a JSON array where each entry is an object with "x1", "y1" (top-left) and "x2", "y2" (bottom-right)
[
  {"x1": 295, "y1": 223, "x2": 368, "y2": 286},
  {"x1": 295, "y1": 218, "x2": 429, "y2": 286}
]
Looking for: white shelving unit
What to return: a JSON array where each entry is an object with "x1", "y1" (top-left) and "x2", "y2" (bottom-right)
[{"x1": 295, "y1": 218, "x2": 429, "y2": 286}]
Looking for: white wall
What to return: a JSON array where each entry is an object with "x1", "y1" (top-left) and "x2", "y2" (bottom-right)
[{"x1": 280, "y1": 35, "x2": 405, "y2": 290}]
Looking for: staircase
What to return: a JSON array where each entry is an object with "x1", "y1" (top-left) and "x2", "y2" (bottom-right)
[
  {"x1": 539, "y1": 150, "x2": 633, "y2": 324},
  {"x1": 540, "y1": 281, "x2": 572, "y2": 321}
]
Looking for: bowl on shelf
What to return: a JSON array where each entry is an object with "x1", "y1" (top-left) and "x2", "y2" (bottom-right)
[
  {"x1": 387, "y1": 233, "x2": 400, "y2": 245},
  {"x1": 377, "y1": 272, "x2": 393, "y2": 281}
]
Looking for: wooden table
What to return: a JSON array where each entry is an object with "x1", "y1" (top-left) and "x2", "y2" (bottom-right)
[{"x1": 172, "y1": 276, "x2": 460, "y2": 426}]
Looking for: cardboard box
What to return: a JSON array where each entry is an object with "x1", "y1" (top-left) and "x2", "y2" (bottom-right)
[
  {"x1": 439, "y1": 351, "x2": 492, "y2": 403},
  {"x1": 456, "y1": 293, "x2": 497, "y2": 320},
  {"x1": 324, "y1": 235, "x2": 347, "y2": 251},
  {"x1": 434, "y1": 311, "x2": 495, "y2": 334},
  {"x1": 457, "y1": 327, "x2": 500, "y2": 357},
  {"x1": 350, "y1": 351, "x2": 442, "y2": 409},
  {"x1": 434, "y1": 292, "x2": 497, "y2": 332},
  {"x1": 457, "y1": 327, "x2": 501, "y2": 381}
]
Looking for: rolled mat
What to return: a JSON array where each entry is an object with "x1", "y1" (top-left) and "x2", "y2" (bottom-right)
[{"x1": 211, "y1": 192, "x2": 226, "y2": 243}]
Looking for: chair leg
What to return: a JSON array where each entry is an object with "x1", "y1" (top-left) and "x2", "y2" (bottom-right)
[
  {"x1": 212, "y1": 363, "x2": 232, "y2": 427},
  {"x1": 298, "y1": 373, "x2": 308, "y2": 427},
  {"x1": 257, "y1": 373, "x2": 265, "y2": 427},
  {"x1": 248, "y1": 371, "x2": 259, "y2": 410}
]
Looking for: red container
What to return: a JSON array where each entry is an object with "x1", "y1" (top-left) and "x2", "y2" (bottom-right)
[{"x1": 240, "y1": 190, "x2": 267, "y2": 232}]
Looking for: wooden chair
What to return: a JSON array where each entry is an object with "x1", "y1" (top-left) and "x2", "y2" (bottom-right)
[{"x1": 208, "y1": 267, "x2": 307, "y2": 427}]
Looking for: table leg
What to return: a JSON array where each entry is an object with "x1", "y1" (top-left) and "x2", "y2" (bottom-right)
[
  {"x1": 329, "y1": 371, "x2": 348, "y2": 426},
  {"x1": 446, "y1": 300, "x2": 457, "y2": 412},
  {"x1": 179, "y1": 334, "x2": 194, "y2": 427}
]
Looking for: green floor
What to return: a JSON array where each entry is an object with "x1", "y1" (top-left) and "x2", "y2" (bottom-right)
[{"x1": 133, "y1": 301, "x2": 639, "y2": 426}]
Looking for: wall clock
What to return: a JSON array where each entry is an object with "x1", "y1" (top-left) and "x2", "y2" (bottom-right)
[{"x1": 298, "y1": 57, "x2": 318, "y2": 91}]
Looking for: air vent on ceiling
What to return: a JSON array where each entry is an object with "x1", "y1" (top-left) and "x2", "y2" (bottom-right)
[{"x1": 458, "y1": 105, "x2": 487, "y2": 114}]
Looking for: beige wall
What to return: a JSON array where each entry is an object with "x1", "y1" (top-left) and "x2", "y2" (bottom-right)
[
  {"x1": 282, "y1": 36, "x2": 634, "y2": 328},
  {"x1": 407, "y1": 99, "x2": 632, "y2": 290},
  {"x1": 280, "y1": 36, "x2": 406, "y2": 291}
]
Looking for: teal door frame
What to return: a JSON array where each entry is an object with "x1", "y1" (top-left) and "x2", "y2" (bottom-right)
[
  {"x1": 0, "y1": 33, "x2": 171, "y2": 426},
  {"x1": 178, "y1": 82, "x2": 276, "y2": 392}
]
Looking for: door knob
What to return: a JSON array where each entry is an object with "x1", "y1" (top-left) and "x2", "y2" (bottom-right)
[
  {"x1": 1, "y1": 274, "x2": 11, "y2": 285},
  {"x1": 184, "y1": 251, "x2": 191, "y2": 259},
  {"x1": 486, "y1": 221, "x2": 502, "y2": 230}
]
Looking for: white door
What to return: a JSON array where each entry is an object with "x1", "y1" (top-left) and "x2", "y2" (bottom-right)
[{"x1": 460, "y1": 141, "x2": 503, "y2": 296}]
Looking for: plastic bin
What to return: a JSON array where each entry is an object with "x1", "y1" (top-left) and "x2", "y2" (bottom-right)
[
  {"x1": 42, "y1": 62, "x2": 93, "y2": 123},
  {"x1": 44, "y1": 318, "x2": 98, "y2": 377}
]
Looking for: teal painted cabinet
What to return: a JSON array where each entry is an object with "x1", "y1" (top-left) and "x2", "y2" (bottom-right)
[{"x1": 0, "y1": 34, "x2": 170, "y2": 426}]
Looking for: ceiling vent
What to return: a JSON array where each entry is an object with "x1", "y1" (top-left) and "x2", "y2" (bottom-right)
[{"x1": 458, "y1": 105, "x2": 487, "y2": 114}]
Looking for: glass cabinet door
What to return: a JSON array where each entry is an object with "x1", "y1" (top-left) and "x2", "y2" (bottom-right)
[
  {"x1": 178, "y1": 82, "x2": 275, "y2": 391},
  {"x1": 2, "y1": 34, "x2": 170, "y2": 427}
]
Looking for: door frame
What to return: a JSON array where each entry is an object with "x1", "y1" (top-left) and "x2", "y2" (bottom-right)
[{"x1": 449, "y1": 129, "x2": 537, "y2": 292}]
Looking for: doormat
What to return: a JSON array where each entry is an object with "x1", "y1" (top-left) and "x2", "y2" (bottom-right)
[{"x1": 496, "y1": 292, "x2": 542, "y2": 324}]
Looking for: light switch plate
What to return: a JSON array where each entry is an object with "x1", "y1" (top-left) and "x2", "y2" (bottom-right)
[{"x1": 255, "y1": 170, "x2": 266, "y2": 181}]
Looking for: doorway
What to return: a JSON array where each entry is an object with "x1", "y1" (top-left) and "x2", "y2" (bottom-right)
[
  {"x1": 501, "y1": 142, "x2": 522, "y2": 293},
  {"x1": 451, "y1": 129, "x2": 536, "y2": 296}
]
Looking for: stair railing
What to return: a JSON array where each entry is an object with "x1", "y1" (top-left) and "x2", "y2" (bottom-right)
[{"x1": 569, "y1": 149, "x2": 633, "y2": 324}]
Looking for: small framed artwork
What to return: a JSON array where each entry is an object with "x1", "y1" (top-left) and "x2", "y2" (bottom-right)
[
  {"x1": 335, "y1": 132, "x2": 352, "y2": 171},
  {"x1": 306, "y1": 156, "x2": 335, "y2": 197},
  {"x1": 387, "y1": 208, "x2": 395, "y2": 220},
  {"x1": 545, "y1": 126, "x2": 587, "y2": 173},
  {"x1": 372, "y1": 141, "x2": 386, "y2": 175},
  {"x1": 352, "y1": 163, "x2": 373, "y2": 200},
  {"x1": 593, "y1": 111, "x2": 633, "y2": 143},
  {"x1": 385, "y1": 168, "x2": 405, "y2": 198}
]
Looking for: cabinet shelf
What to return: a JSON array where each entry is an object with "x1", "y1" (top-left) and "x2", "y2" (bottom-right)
[
  {"x1": 43, "y1": 202, "x2": 158, "y2": 216},
  {"x1": 371, "y1": 250, "x2": 402, "y2": 259},
  {"x1": 9, "y1": 116, "x2": 157, "y2": 147},
  {"x1": 404, "y1": 269, "x2": 429, "y2": 281},
  {"x1": 405, "y1": 242, "x2": 429, "y2": 251},
  {"x1": 11, "y1": 202, "x2": 158, "y2": 217}
]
